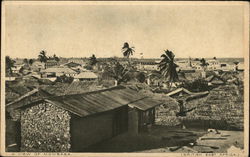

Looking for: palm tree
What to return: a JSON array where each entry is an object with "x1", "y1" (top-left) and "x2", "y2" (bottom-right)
[
  {"x1": 53, "y1": 54, "x2": 60, "y2": 62},
  {"x1": 28, "y1": 59, "x2": 34, "y2": 65},
  {"x1": 23, "y1": 58, "x2": 29, "y2": 65},
  {"x1": 158, "y1": 50, "x2": 179, "y2": 87},
  {"x1": 89, "y1": 54, "x2": 98, "y2": 66},
  {"x1": 122, "y1": 42, "x2": 135, "y2": 59},
  {"x1": 5, "y1": 56, "x2": 15, "y2": 76},
  {"x1": 200, "y1": 58, "x2": 209, "y2": 70},
  {"x1": 38, "y1": 50, "x2": 48, "y2": 63}
]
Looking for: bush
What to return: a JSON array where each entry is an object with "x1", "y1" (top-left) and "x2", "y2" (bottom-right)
[
  {"x1": 135, "y1": 72, "x2": 146, "y2": 83},
  {"x1": 182, "y1": 78, "x2": 209, "y2": 92}
]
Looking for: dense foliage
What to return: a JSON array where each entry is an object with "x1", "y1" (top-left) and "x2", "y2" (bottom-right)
[
  {"x1": 181, "y1": 78, "x2": 209, "y2": 92},
  {"x1": 5, "y1": 56, "x2": 16, "y2": 76}
]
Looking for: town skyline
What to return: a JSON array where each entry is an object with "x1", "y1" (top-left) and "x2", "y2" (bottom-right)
[{"x1": 4, "y1": 2, "x2": 245, "y2": 59}]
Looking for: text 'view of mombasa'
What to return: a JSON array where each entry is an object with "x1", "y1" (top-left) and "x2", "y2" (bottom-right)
[{"x1": 1, "y1": 1, "x2": 248, "y2": 156}]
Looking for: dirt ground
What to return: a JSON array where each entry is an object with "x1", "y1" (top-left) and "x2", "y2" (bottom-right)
[{"x1": 85, "y1": 125, "x2": 243, "y2": 153}]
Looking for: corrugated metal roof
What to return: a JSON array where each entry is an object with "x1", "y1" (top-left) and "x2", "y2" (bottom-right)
[{"x1": 44, "y1": 86, "x2": 162, "y2": 117}]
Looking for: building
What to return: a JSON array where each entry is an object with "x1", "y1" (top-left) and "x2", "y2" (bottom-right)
[
  {"x1": 63, "y1": 62, "x2": 82, "y2": 68},
  {"x1": 73, "y1": 71, "x2": 98, "y2": 81},
  {"x1": 237, "y1": 62, "x2": 244, "y2": 71},
  {"x1": 176, "y1": 59, "x2": 195, "y2": 72},
  {"x1": 219, "y1": 63, "x2": 234, "y2": 71},
  {"x1": 128, "y1": 97, "x2": 162, "y2": 134},
  {"x1": 207, "y1": 59, "x2": 220, "y2": 70},
  {"x1": 68, "y1": 58, "x2": 87, "y2": 66},
  {"x1": 41, "y1": 67, "x2": 78, "y2": 78},
  {"x1": 7, "y1": 86, "x2": 162, "y2": 152},
  {"x1": 30, "y1": 61, "x2": 45, "y2": 72},
  {"x1": 135, "y1": 59, "x2": 160, "y2": 71},
  {"x1": 45, "y1": 60, "x2": 59, "y2": 69}
]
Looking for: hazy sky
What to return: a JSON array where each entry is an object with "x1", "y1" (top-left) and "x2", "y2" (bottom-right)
[{"x1": 4, "y1": 2, "x2": 246, "y2": 58}]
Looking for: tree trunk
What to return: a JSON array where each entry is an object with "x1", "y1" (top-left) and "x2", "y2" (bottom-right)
[{"x1": 114, "y1": 80, "x2": 118, "y2": 86}]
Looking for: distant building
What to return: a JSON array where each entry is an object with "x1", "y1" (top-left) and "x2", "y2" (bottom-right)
[
  {"x1": 41, "y1": 67, "x2": 78, "y2": 77},
  {"x1": 73, "y1": 71, "x2": 98, "y2": 81},
  {"x1": 63, "y1": 62, "x2": 82, "y2": 68},
  {"x1": 219, "y1": 63, "x2": 234, "y2": 71},
  {"x1": 207, "y1": 59, "x2": 220, "y2": 70},
  {"x1": 237, "y1": 62, "x2": 244, "y2": 71},
  {"x1": 135, "y1": 59, "x2": 160, "y2": 71},
  {"x1": 68, "y1": 58, "x2": 87, "y2": 66},
  {"x1": 45, "y1": 60, "x2": 59, "y2": 69},
  {"x1": 30, "y1": 61, "x2": 45, "y2": 72}
]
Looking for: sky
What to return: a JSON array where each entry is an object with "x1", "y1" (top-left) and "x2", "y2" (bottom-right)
[{"x1": 4, "y1": 2, "x2": 246, "y2": 59}]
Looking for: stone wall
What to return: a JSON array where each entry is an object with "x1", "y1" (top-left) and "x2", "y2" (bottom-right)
[{"x1": 20, "y1": 102, "x2": 71, "y2": 152}]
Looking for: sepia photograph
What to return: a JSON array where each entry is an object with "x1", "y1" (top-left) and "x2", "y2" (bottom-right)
[{"x1": 1, "y1": 1, "x2": 249, "y2": 156}]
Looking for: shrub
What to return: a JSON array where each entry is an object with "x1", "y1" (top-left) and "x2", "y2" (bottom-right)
[
  {"x1": 135, "y1": 72, "x2": 146, "y2": 83},
  {"x1": 182, "y1": 78, "x2": 209, "y2": 92}
]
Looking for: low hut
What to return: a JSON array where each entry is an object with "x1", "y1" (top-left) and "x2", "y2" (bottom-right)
[
  {"x1": 73, "y1": 71, "x2": 98, "y2": 81},
  {"x1": 7, "y1": 86, "x2": 162, "y2": 152}
]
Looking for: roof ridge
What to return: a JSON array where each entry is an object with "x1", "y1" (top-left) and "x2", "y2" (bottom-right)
[{"x1": 47, "y1": 85, "x2": 126, "y2": 100}]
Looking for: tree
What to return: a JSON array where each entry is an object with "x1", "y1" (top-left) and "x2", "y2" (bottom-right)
[
  {"x1": 23, "y1": 58, "x2": 29, "y2": 65},
  {"x1": 213, "y1": 57, "x2": 217, "y2": 60},
  {"x1": 6, "y1": 56, "x2": 16, "y2": 75},
  {"x1": 200, "y1": 58, "x2": 209, "y2": 70},
  {"x1": 122, "y1": 42, "x2": 135, "y2": 58},
  {"x1": 104, "y1": 61, "x2": 130, "y2": 86},
  {"x1": 28, "y1": 59, "x2": 34, "y2": 65},
  {"x1": 53, "y1": 54, "x2": 60, "y2": 62},
  {"x1": 136, "y1": 72, "x2": 146, "y2": 83},
  {"x1": 158, "y1": 50, "x2": 179, "y2": 87},
  {"x1": 38, "y1": 50, "x2": 48, "y2": 63},
  {"x1": 89, "y1": 54, "x2": 98, "y2": 66}
]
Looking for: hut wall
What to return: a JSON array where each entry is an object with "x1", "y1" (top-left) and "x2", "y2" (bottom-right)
[
  {"x1": 70, "y1": 106, "x2": 128, "y2": 152},
  {"x1": 20, "y1": 102, "x2": 71, "y2": 152},
  {"x1": 128, "y1": 108, "x2": 139, "y2": 134}
]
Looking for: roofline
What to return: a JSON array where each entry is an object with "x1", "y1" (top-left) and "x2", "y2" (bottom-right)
[
  {"x1": 6, "y1": 88, "x2": 39, "y2": 107},
  {"x1": 7, "y1": 85, "x2": 127, "y2": 111},
  {"x1": 46, "y1": 85, "x2": 127, "y2": 100},
  {"x1": 166, "y1": 87, "x2": 193, "y2": 96}
]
